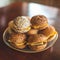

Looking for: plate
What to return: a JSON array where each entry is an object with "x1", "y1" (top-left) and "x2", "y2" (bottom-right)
[{"x1": 3, "y1": 28, "x2": 58, "y2": 53}]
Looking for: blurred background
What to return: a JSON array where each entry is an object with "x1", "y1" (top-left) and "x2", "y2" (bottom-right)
[{"x1": 0, "y1": 0, "x2": 60, "y2": 8}]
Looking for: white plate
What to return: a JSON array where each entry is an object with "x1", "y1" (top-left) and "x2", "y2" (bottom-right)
[{"x1": 3, "y1": 28, "x2": 58, "y2": 53}]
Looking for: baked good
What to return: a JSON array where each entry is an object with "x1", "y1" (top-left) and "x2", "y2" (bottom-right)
[
  {"x1": 39, "y1": 25, "x2": 57, "y2": 42},
  {"x1": 8, "y1": 21, "x2": 15, "y2": 34},
  {"x1": 27, "y1": 34, "x2": 47, "y2": 51},
  {"x1": 7, "y1": 15, "x2": 58, "y2": 52},
  {"x1": 8, "y1": 33, "x2": 26, "y2": 49},
  {"x1": 8, "y1": 16, "x2": 31, "y2": 33},
  {"x1": 31, "y1": 15, "x2": 48, "y2": 30},
  {"x1": 27, "y1": 29, "x2": 38, "y2": 35}
]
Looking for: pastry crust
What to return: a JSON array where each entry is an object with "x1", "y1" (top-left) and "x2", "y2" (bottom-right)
[
  {"x1": 39, "y1": 25, "x2": 57, "y2": 42},
  {"x1": 39, "y1": 25, "x2": 56, "y2": 37},
  {"x1": 28, "y1": 34, "x2": 47, "y2": 43},
  {"x1": 27, "y1": 29, "x2": 38, "y2": 35},
  {"x1": 8, "y1": 16, "x2": 31, "y2": 33},
  {"x1": 31, "y1": 15, "x2": 48, "y2": 30},
  {"x1": 27, "y1": 34, "x2": 47, "y2": 51},
  {"x1": 8, "y1": 33, "x2": 26, "y2": 49}
]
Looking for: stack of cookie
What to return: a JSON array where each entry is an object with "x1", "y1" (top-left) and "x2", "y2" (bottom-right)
[{"x1": 8, "y1": 15, "x2": 58, "y2": 51}]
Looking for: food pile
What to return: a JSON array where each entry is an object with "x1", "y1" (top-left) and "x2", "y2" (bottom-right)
[{"x1": 7, "y1": 15, "x2": 58, "y2": 51}]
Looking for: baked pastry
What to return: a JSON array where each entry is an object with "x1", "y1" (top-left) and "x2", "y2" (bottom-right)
[
  {"x1": 39, "y1": 25, "x2": 57, "y2": 42},
  {"x1": 8, "y1": 33, "x2": 26, "y2": 49},
  {"x1": 27, "y1": 29, "x2": 38, "y2": 35},
  {"x1": 31, "y1": 15, "x2": 48, "y2": 30},
  {"x1": 8, "y1": 21, "x2": 15, "y2": 34},
  {"x1": 27, "y1": 34, "x2": 47, "y2": 51},
  {"x1": 8, "y1": 16, "x2": 31, "y2": 33}
]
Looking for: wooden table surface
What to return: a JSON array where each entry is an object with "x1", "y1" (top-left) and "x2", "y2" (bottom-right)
[{"x1": 0, "y1": 2, "x2": 60, "y2": 60}]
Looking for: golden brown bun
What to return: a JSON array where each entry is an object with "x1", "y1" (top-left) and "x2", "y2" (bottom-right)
[
  {"x1": 31, "y1": 15, "x2": 48, "y2": 30},
  {"x1": 29, "y1": 43, "x2": 47, "y2": 51},
  {"x1": 47, "y1": 34, "x2": 57, "y2": 42},
  {"x1": 28, "y1": 34, "x2": 47, "y2": 43},
  {"x1": 39, "y1": 25, "x2": 56, "y2": 37},
  {"x1": 39, "y1": 25, "x2": 57, "y2": 42},
  {"x1": 8, "y1": 21, "x2": 16, "y2": 33},
  {"x1": 9, "y1": 33, "x2": 26, "y2": 49},
  {"x1": 9, "y1": 33, "x2": 26, "y2": 43},
  {"x1": 27, "y1": 29, "x2": 38, "y2": 35},
  {"x1": 7, "y1": 27, "x2": 15, "y2": 34},
  {"x1": 27, "y1": 34, "x2": 47, "y2": 51},
  {"x1": 8, "y1": 21, "x2": 14, "y2": 27}
]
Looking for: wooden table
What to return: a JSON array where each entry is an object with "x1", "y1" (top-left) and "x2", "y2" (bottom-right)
[{"x1": 0, "y1": 2, "x2": 60, "y2": 60}]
